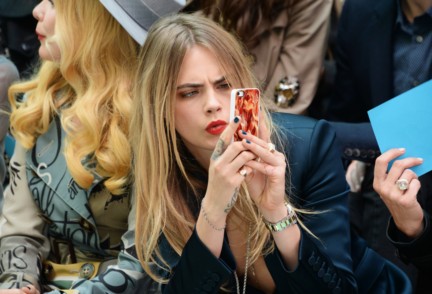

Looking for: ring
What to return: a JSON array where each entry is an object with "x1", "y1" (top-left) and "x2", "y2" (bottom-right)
[
  {"x1": 268, "y1": 142, "x2": 276, "y2": 153},
  {"x1": 239, "y1": 169, "x2": 247, "y2": 177},
  {"x1": 396, "y1": 178, "x2": 409, "y2": 191}
]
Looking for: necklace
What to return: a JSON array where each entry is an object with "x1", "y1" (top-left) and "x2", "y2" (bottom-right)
[{"x1": 234, "y1": 224, "x2": 252, "y2": 294}]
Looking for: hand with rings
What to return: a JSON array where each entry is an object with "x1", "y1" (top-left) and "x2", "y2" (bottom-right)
[
  {"x1": 373, "y1": 148, "x2": 425, "y2": 238},
  {"x1": 236, "y1": 121, "x2": 287, "y2": 219}
]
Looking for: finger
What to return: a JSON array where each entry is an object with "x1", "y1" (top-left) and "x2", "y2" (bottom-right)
[
  {"x1": 374, "y1": 148, "x2": 406, "y2": 181},
  {"x1": 211, "y1": 116, "x2": 241, "y2": 161},
  {"x1": 239, "y1": 135, "x2": 280, "y2": 166},
  {"x1": 386, "y1": 157, "x2": 423, "y2": 185}
]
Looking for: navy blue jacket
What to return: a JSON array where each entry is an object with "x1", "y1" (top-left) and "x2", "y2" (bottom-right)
[{"x1": 143, "y1": 113, "x2": 411, "y2": 293}]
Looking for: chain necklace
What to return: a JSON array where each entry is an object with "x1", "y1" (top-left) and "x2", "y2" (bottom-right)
[{"x1": 234, "y1": 224, "x2": 252, "y2": 294}]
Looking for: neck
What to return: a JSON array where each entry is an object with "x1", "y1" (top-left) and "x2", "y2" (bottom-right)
[{"x1": 402, "y1": 0, "x2": 432, "y2": 22}]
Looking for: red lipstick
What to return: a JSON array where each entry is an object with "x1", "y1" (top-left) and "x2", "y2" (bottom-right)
[{"x1": 206, "y1": 120, "x2": 227, "y2": 135}]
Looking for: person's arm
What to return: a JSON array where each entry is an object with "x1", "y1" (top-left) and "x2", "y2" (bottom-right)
[
  {"x1": 374, "y1": 148, "x2": 432, "y2": 269},
  {"x1": 162, "y1": 228, "x2": 236, "y2": 293},
  {"x1": 0, "y1": 143, "x2": 50, "y2": 291},
  {"x1": 387, "y1": 210, "x2": 432, "y2": 270},
  {"x1": 47, "y1": 200, "x2": 150, "y2": 294},
  {"x1": 264, "y1": 0, "x2": 332, "y2": 114},
  {"x1": 266, "y1": 115, "x2": 358, "y2": 293}
]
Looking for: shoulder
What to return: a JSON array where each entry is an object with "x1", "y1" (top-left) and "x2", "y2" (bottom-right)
[
  {"x1": 271, "y1": 112, "x2": 335, "y2": 142},
  {"x1": 271, "y1": 112, "x2": 337, "y2": 164}
]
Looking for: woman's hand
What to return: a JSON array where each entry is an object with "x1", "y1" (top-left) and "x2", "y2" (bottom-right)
[
  {"x1": 238, "y1": 121, "x2": 287, "y2": 222},
  {"x1": 373, "y1": 148, "x2": 424, "y2": 238},
  {"x1": 0, "y1": 285, "x2": 40, "y2": 294},
  {"x1": 205, "y1": 116, "x2": 257, "y2": 215}
]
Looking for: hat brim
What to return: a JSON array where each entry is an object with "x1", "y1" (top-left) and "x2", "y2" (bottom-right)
[{"x1": 99, "y1": 0, "x2": 184, "y2": 45}]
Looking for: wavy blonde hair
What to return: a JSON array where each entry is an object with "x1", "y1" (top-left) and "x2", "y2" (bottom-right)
[
  {"x1": 8, "y1": 0, "x2": 139, "y2": 194},
  {"x1": 131, "y1": 13, "x2": 308, "y2": 283}
]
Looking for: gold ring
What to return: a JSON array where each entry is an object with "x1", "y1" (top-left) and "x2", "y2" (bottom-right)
[{"x1": 396, "y1": 178, "x2": 409, "y2": 191}]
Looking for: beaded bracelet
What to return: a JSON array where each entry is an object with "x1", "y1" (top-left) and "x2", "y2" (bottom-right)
[
  {"x1": 263, "y1": 202, "x2": 298, "y2": 232},
  {"x1": 201, "y1": 200, "x2": 226, "y2": 231}
]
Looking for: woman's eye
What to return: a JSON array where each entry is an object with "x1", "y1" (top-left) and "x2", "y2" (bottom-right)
[
  {"x1": 180, "y1": 90, "x2": 198, "y2": 98},
  {"x1": 218, "y1": 83, "x2": 230, "y2": 89}
]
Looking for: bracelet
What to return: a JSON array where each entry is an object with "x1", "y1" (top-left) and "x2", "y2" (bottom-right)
[
  {"x1": 201, "y1": 200, "x2": 226, "y2": 231},
  {"x1": 263, "y1": 202, "x2": 298, "y2": 232}
]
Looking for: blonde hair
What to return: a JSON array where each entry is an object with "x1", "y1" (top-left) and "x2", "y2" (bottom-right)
[
  {"x1": 132, "y1": 13, "x2": 291, "y2": 283},
  {"x1": 8, "y1": 0, "x2": 139, "y2": 194}
]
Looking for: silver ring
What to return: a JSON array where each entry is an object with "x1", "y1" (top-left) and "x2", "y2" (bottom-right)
[
  {"x1": 396, "y1": 178, "x2": 409, "y2": 191},
  {"x1": 268, "y1": 142, "x2": 276, "y2": 153},
  {"x1": 239, "y1": 169, "x2": 247, "y2": 177}
]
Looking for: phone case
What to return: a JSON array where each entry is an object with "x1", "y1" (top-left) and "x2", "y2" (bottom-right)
[{"x1": 229, "y1": 88, "x2": 260, "y2": 141}]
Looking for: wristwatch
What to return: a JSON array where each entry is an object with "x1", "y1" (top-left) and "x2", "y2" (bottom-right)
[{"x1": 263, "y1": 202, "x2": 298, "y2": 232}]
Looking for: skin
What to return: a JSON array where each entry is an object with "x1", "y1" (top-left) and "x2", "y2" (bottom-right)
[
  {"x1": 373, "y1": 148, "x2": 424, "y2": 238},
  {"x1": 32, "y1": 0, "x2": 60, "y2": 62},
  {"x1": 402, "y1": 0, "x2": 432, "y2": 22},
  {"x1": 0, "y1": 285, "x2": 40, "y2": 294},
  {"x1": 175, "y1": 46, "x2": 301, "y2": 290}
]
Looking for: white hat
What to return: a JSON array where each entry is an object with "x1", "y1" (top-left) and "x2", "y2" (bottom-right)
[{"x1": 99, "y1": 0, "x2": 185, "y2": 45}]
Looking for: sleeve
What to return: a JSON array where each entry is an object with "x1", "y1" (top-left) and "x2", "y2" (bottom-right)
[
  {"x1": 0, "y1": 142, "x2": 50, "y2": 291},
  {"x1": 266, "y1": 0, "x2": 332, "y2": 115},
  {"x1": 387, "y1": 210, "x2": 432, "y2": 270},
  {"x1": 162, "y1": 229, "x2": 236, "y2": 293},
  {"x1": 265, "y1": 119, "x2": 357, "y2": 293}
]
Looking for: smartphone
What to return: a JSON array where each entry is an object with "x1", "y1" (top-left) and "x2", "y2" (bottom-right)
[{"x1": 229, "y1": 88, "x2": 260, "y2": 141}]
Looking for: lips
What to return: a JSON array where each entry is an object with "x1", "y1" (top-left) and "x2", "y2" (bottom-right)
[
  {"x1": 206, "y1": 120, "x2": 227, "y2": 135},
  {"x1": 36, "y1": 31, "x2": 45, "y2": 41}
]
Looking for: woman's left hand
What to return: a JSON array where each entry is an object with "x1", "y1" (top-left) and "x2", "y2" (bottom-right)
[{"x1": 238, "y1": 121, "x2": 287, "y2": 221}]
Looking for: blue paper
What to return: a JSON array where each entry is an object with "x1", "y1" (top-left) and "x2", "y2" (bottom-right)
[{"x1": 368, "y1": 80, "x2": 432, "y2": 176}]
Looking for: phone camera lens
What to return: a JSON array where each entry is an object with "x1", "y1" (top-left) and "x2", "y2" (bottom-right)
[{"x1": 238, "y1": 90, "x2": 244, "y2": 97}]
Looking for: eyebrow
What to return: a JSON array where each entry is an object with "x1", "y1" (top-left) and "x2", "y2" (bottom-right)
[{"x1": 176, "y1": 77, "x2": 227, "y2": 90}]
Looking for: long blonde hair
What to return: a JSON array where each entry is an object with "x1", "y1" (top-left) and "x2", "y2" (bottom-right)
[
  {"x1": 131, "y1": 13, "x2": 292, "y2": 283},
  {"x1": 8, "y1": 0, "x2": 139, "y2": 194}
]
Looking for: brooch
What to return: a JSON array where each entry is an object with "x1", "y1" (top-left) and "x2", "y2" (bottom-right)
[{"x1": 274, "y1": 76, "x2": 300, "y2": 108}]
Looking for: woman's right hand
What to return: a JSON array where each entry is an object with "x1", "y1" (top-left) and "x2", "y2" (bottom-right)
[
  {"x1": 373, "y1": 148, "x2": 424, "y2": 238},
  {"x1": 196, "y1": 116, "x2": 256, "y2": 256},
  {"x1": 204, "y1": 116, "x2": 256, "y2": 218}
]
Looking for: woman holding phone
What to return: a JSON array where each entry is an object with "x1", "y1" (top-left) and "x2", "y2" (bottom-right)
[{"x1": 130, "y1": 13, "x2": 411, "y2": 293}]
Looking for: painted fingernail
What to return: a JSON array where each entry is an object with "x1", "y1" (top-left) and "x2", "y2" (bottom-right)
[
  {"x1": 246, "y1": 139, "x2": 251, "y2": 144},
  {"x1": 241, "y1": 130, "x2": 247, "y2": 135},
  {"x1": 234, "y1": 116, "x2": 240, "y2": 123}
]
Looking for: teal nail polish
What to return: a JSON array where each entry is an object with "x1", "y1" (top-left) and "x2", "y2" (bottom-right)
[
  {"x1": 242, "y1": 130, "x2": 247, "y2": 135},
  {"x1": 234, "y1": 117, "x2": 240, "y2": 123},
  {"x1": 246, "y1": 139, "x2": 251, "y2": 144}
]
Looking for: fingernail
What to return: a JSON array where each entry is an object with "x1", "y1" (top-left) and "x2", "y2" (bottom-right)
[
  {"x1": 246, "y1": 139, "x2": 251, "y2": 144},
  {"x1": 398, "y1": 148, "x2": 406, "y2": 152},
  {"x1": 234, "y1": 116, "x2": 240, "y2": 123},
  {"x1": 241, "y1": 130, "x2": 247, "y2": 135},
  {"x1": 418, "y1": 157, "x2": 424, "y2": 162}
]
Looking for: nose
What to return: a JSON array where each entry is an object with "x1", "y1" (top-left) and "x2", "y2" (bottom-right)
[
  {"x1": 204, "y1": 90, "x2": 222, "y2": 114},
  {"x1": 33, "y1": 1, "x2": 44, "y2": 21}
]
